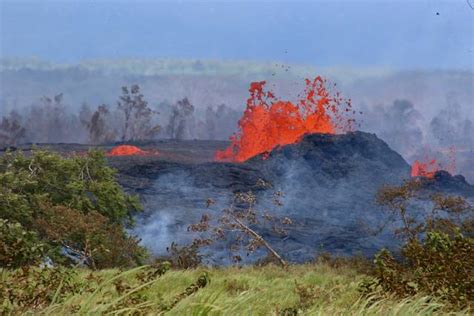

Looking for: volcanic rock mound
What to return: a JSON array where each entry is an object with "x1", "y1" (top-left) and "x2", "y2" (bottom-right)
[{"x1": 112, "y1": 132, "x2": 473, "y2": 264}]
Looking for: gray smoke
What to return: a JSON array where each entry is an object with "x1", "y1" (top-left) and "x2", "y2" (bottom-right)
[
  {"x1": 129, "y1": 132, "x2": 427, "y2": 264},
  {"x1": 359, "y1": 99, "x2": 423, "y2": 158},
  {"x1": 358, "y1": 90, "x2": 474, "y2": 183},
  {"x1": 132, "y1": 170, "x2": 232, "y2": 260}
]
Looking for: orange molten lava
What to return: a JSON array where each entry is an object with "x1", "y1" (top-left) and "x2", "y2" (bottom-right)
[
  {"x1": 411, "y1": 147, "x2": 457, "y2": 179},
  {"x1": 215, "y1": 77, "x2": 354, "y2": 162},
  {"x1": 411, "y1": 159, "x2": 440, "y2": 178},
  {"x1": 107, "y1": 145, "x2": 147, "y2": 156}
]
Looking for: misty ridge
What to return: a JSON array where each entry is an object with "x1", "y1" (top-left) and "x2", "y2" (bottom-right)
[{"x1": 0, "y1": 58, "x2": 473, "y2": 181}]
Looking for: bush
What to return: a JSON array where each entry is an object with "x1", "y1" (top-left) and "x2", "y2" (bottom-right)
[
  {"x1": 314, "y1": 252, "x2": 373, "y2": 275},
  {"x1": 0, "y1": 149, "x2": 146, "y2": 268},
  {"x1": 163, "y1": 242, "x2": 202, "y2": 269},
  {"x1": 373, "y1": 232, "x2": 473, "y2": 308},
  {"x1": 35, "y1": 206, "x2": 147, "y2": 268},
  {"x1": 0, "y1": 267, "x2": 82, "y2": 313},
  {"x1": 373, "y1": 179, "x2": 474, "y2": 308},
  {"x1": 0, "y1": 220, "x2": 44, "y2": 268}
]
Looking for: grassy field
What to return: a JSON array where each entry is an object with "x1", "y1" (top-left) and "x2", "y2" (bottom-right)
[{"x1": 2, "y1": 263, "x2": 469, "y2": 315}]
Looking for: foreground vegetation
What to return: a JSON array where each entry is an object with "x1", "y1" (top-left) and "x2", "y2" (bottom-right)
[
  {"x1": 1, "y1": 149, "x2": 472, "y2": 314},
  {"x1": 2, "y1": 263, "x2": 470, "y2": 315},
  {"x1": 0, "y1": 150, "x2": 147, "y2": 269}
]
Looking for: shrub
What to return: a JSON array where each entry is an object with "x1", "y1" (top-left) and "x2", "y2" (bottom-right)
[
  {"x1": 0, "y1": 219, "x2": 45, "y2": 268},
  {"x1": 224, "y1": 279, "x2": 250, "y2": 295},
  {"x1": 164, "y1": 242, "x2": 202, "y2": 269},
  {"x1": 373, "y1": 232, "x2": 473, "y2": 308},
  {"x1": 373, "y1": 179, "x2": 474, "y2": 308},
  {"x1": 35, "y1": 206, "x2": 147, "y2": 269},
  {"x1": 314, "y1": 252, "x2": 373, "y2": 275},
  {"x1": 0, "y1": 267, "x2": 82, "y2": 313},
  {"x1": 0, "y1": 149, "x2": 146, "y2": 268},
  {"x1": 294, "y1": 281, "x2": 322, "y2": 310},
  {"x1": 163, "y1": 272, "x2": 211, "y2": 311}
]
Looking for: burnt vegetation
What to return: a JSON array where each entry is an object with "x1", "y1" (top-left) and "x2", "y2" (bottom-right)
[{"x1": 188, "y1": 189, "x2": 292, "y2": 268}]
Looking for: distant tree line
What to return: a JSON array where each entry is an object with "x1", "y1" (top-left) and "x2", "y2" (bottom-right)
[{"x1": 0, "y1": 84, "x2": 240, "y2": 146}]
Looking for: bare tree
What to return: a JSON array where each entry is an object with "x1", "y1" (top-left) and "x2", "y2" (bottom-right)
[
  {"x1": 188, "y1": 186, "x2": 291, "y2": 268},
  {"x1": 81, "y1": 104, "x2": 117, "y2": 144},
  {"x1": 166, "y1": 97, "x2": 195, "y2": 140},
  {"x1": 0, "y1": 110, "x2": 26, "y2": 146},
  {"x1": 376, "y1": 178, "x2": 474, "y2": 241},
  {"x1": 203, "y1": 104, "x2": 240, "y2": 140},
  {"x1": 25, "y1": 93, "x2": 82, "y2": 143},
  {"x1": 117, "y1": 85, "x2": 161, "y2": 141}
]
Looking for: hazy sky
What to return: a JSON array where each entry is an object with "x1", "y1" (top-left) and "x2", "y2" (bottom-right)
[{"x1": 0, "y1": 0, "x2": 473, "y2": 69}]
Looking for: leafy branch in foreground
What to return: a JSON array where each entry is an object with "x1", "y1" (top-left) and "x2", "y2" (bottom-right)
[{"x1": 162, "y1": 273, "x2": 211, "y2": 311}]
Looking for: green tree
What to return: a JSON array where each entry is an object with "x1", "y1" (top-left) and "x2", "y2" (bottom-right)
[{"x1": 0, "y1": 219, "x2": 44, "y2": 268}]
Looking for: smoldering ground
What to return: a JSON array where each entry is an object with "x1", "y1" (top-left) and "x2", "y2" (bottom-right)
[{"x1": 127, "y1": 132, "x2": 474, "y2": 264}]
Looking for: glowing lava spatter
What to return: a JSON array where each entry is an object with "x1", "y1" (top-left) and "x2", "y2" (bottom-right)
[
  {"x1": 215, "y1": 77, "x2": 354, "y2": 162},
  {"x1": 411, "y1": 147, "x2": 457, "y2": 179},
  {"x1": 107, "y1": 145, "x2": 147, "y2": 156},
  {"x1": 411, "y1": 159, "x2": 440, "y2": 179}
]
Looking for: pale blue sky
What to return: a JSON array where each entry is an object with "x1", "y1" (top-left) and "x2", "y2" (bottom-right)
[{"x1": 0, "y1": 0, "x2": 473, "y2": 69}]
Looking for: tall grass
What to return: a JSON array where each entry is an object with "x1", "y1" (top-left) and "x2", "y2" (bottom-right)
[{"x1": 3, "y1": 263, "x2": 470, "y2": 315}]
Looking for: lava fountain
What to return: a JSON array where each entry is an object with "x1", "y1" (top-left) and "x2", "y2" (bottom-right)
[{"x1": 215, "y1": 76, "x2": 354, "y2": 162}]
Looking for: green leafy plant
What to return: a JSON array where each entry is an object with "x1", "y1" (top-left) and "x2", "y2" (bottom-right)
[
  {"x1": 163, "y1": 272, "x2": 211, "y2": 311},
  {"x1": 0, "y1": 219, "x2": 44, "y2": 268},
  {"x1": 224, "y1": 279, "x2": 249, "y2": 296},
  {"x1": 0, "y1": 149, "x2": 146, "y2": 268},
  {"x1": 373, "y1": 232, "x2": 473, "y2": 308},
  {"x1": 294, "y1": 281, "x2": 322, "y2": 310}
]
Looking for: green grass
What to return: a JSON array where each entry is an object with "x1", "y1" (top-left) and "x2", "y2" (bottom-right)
[{"x1": 2, "y1": 263, "x2": 470, "y2": 315}]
